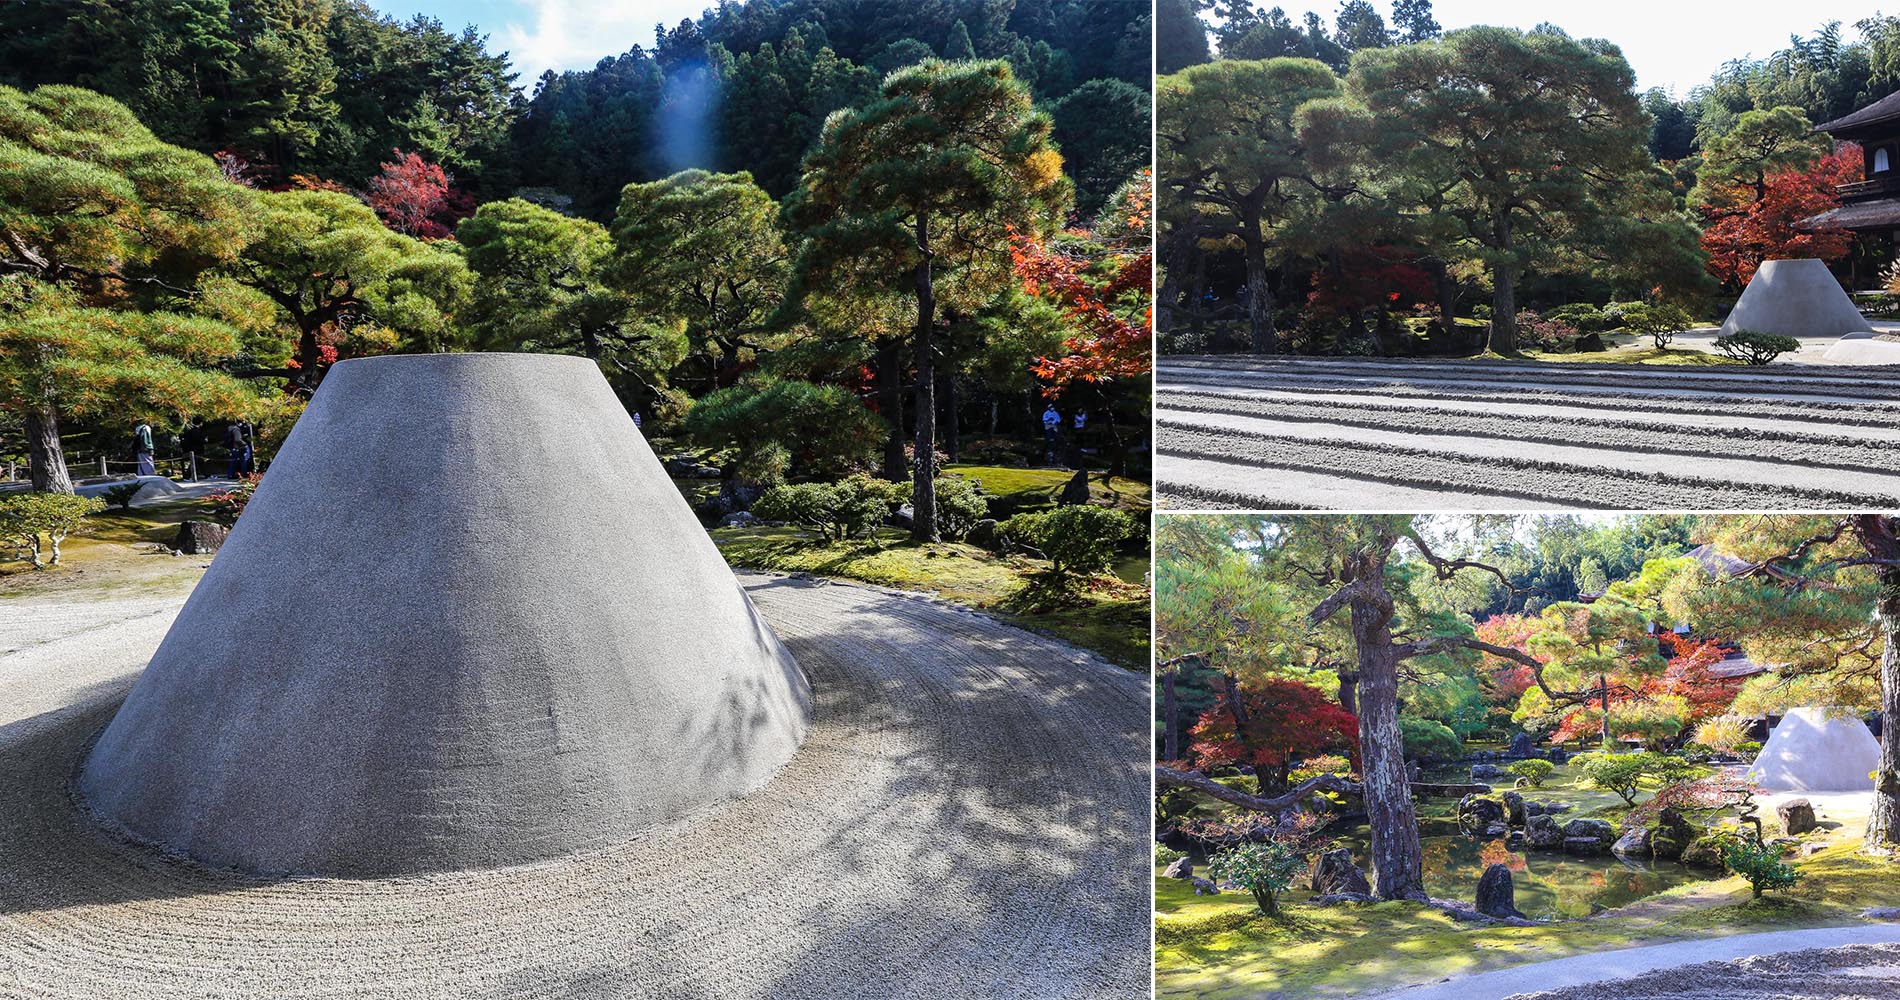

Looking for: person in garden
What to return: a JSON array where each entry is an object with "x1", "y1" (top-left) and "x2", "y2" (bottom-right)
[
  {"x1": 1042, "y1": 404, "x2": 1061, "y2": 461},
  {"x1": 180, "y1": 417, "x2": 207, "y2": 481},
  {"x1": 223, "y1": 421, "x2": 249, "y2": 480},
  {"x1": 133, "y1": 418, "x2": 155, "y2": 477}
]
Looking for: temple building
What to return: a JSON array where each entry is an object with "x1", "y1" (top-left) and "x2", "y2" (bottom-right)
[{"x1": 1809, "y1": 91, "x2": 1900, "y2": 284}]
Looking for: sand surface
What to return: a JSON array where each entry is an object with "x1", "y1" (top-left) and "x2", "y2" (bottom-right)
[
  {"x1": 1157, "y1": 356, "x2": 1900, "y2": 510},
  {"x1": 0, "y1": 573, "x2": 1148, "y2": 999}
]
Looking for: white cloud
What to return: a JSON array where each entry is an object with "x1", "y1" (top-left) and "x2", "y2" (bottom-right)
[{"x1": 496, "y1": 0, "x2": 708, "y2": 82}]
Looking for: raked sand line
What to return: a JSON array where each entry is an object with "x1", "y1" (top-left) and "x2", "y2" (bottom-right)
[
  {"x1": 1163, "y1": 355, "x2": 1900, "y2": 394},
  {"x1": 1156, "y1": 408, "x2": 1900, "y2": 503},
  {"x1": 0, "y1": 573, "x2": 1149, "y2": 999},
  {"x1": 1156, "y1": 455, "x2": 1574, "y2": 511},
  {"x1": 1155, "y1": 381, "x2": 1900, "y2": 444}
]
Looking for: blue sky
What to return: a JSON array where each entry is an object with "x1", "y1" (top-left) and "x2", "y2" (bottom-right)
[{"x1": 372, "y1": 1, "x2": 1891, "y2": 96}]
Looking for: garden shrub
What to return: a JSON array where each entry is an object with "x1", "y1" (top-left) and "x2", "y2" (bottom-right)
[
  {"x1": 1155, "y1": 843, "x2": 1186, "y2": 866},
  {"x1": 1713, "y1": 330, "x2": 1800, "y2": 365},
  {"x1": 685, "y1": 376, "x2": 886, "y2": 478},
  {"x1": 1575, "y1": 751, "x2": 1711, "y2": 805},
  {"x1": 1289, "y1": 753, "x2": 1354, "y2": 785},
  {"x1": 1723, "y1": 839, "x2": 1802, "y2": 898},
  {"x1": 1545, "y1": 303, "x2": 1607, "y2": 332},
  {"x1": 102, "y1": 483, "x2": 143, "y2": 510},
  {"x1": 930, "y1": 476, "x2": 989, "y2": 540},
  {"x1": 1506, "y1": 759, "x2": 1555, "y2": 788},
  {"x1": 205, "y1": 474, "x2": 261, "y2": 526},
  {"x1": 1206, "y1": 839, "x2": 1306, "y2": 915},
  {"x1": 0, "y1": 492, "x2": 105, "y2": 569},
  {"x1": 1471, "y1": 303, "x2": 1491, "y2": 320},
  {"x1": 1620, "y1": 301, "x2": 1695, "y2": 349},
  {"x1": 1693, "y1": 716, "x2": 1751, "y2": 755},
  {"x1": 1600, "y1": 300, "x2": 1644, "y2": 327},
  {"x1": 1000, "y1": 504, "x2": 1136, "y2": 583},
  {"x1": 1515, "y1": 310, "x2": 1579, "y2": 351},
  {"x1": 752, "y1": 476, "x2": 903, "y2": 543},
  {"x1": 1398, "y1": 716, "x2": 1462, "y2": 761}
]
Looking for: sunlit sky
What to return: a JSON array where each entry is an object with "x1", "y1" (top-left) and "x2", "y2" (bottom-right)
[{"x1": 370, "y1": 1, "x2": 1892, "y2": 97}]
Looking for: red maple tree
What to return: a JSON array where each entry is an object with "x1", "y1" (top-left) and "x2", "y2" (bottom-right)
[
  {"x1": 1645, "y1": 636, "x2": 1745, "y2": 724},
  {"x1": 1700, "y1": 144, "x2": 1861, "y2": 287},
  {"x1": 1189, "y1": 677, "x2": 1359, "y2": 788},
  {"x1": 1014, "y1": 171, "x2": 1152, "y2": 396},
  {"x1": 367, "y1": 149, "x2": 458, "y2": 239}
]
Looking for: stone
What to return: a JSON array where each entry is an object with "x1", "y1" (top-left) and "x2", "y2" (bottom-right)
[
  {"x1": 1573, "y1": 332, "x2": 1605, "y2": 353},
  {"x1": 1546, "y1": 748, "x2": 1569, "y2": 765},
  {"x1": 1612, "y1": 826, "x2": 1652, "y2": 859},
  {"x1": 1471, "y1": 764, "x2": 1509, "y2": 780},
  {"x1": 1777, "y1": 798, "x2": 1819, "y2": 835},
  {"x1": 663, "y1": 457, "x2": 721, "y2": 479},
  {"x1": 891, "y1": 504, "x2": 914, "y2": 528},
  {"x1": 966, "y1": 518, "x2": 999, "y2": 548},
  {"x1": 1563, "y1": 836, "x2": 1608, "y2": 856},
  {"x1": 172, "y1": 519, "x2": 228, "y2": 555},
  {"x1": 1506, "y1": 830, "x2": 1527, "y2": 850},
  {"x1": 1483, "y1": 822, "x2": 1509, "y2": 839},
  {"x1": 1651, "y1": 806, "x2": 1696, "y2": 861},
  {"x1": 1501, "y1": 791, "x2": 1527, "y2": 827},
  {"x1": 1544, "y1": 802, "x2": 1572, "y2": 814},
  {"x1": 1862, "y1": 906, "x2": 1900, "y2": 921},
  {"x1": 1190, "y1": 876, "x2": 1221, "y2": 896},
  {"x1": 1459, "y1": 794, "x2": 1505, "y2": 827},
  {"x1": 1508, "y1": 733, "x2": 1535, "y2": 758},
  {"x1": 1680, "y1": 834, "x2": 1729, "y2": 868},
  {"x1": 1475, "y1": 863, "x2": 1524, "y2": 919},
  {"x1": 718, "y1": 511, "x2": 759, "y2": 528},
  {"x1": 1563, "y1": 818, "x2": 1615, "y2": 851},
  {"x1": 75, "y1": 354, "x2": 815, "y2": 879},
  {"x1": 1310, "y1": 848, "x2": 1372, "y2": 896},
  {"x1": 1059, "y1": 468, "x2": 1091, "y2": 505},
  {"x1": 1526, "y1": 814, "x2": 1565, "y2": 850},
  {"x1": 1162, "y1": 857, "x2": 1193, "y2": 879}
]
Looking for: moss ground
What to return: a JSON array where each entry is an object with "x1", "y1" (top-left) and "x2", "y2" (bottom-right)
[
  {"x1": 711, "y1": 523, "x2": 1149, "y2": 670},
  {"x1": 0, "y1": 498, "x2": 214, "y2": 600},
  {"x1": 942, "y1": 463, "x2": 1151, "y2": 516},
  {"x1": 1158, "y1": 760, "x2": 1900, "y2": 999}
]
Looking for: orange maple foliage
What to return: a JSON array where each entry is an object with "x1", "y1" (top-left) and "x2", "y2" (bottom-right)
[
  {"x1": 1701, "y1": 145, "x2": 1861, "y2": 286},
  {"x1": 1013, "y1": 171, "x2": 1152, "y2": 397}
]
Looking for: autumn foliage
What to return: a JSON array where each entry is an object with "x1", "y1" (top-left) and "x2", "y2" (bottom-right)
[
  {"x1": 1189, "y1": 677, "x2": 1359, "y2": 778},
  {"x1": 1700, "y1": 145, "x2": 1860, "y2": 287},
  {"x1": 1014, "y1": 171, "x2": 1152, "y2": 396},
  {"x1": 367, "y1": 149, "x2": 458, "y2": 238},
  {"x1": 1647, "y1": 636, "x2": 1746, "y2": 724}
]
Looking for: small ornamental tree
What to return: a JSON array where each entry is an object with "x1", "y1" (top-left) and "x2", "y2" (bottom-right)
[
  {"x1": 1001, "y1": 505, "x2": 1136, "y2": 584},
  {"x1": 366, "y1": 149, "x2": 452, "y2": 238},
  {"x1": 1700, "y1": 145, "x2": 1859, "y2": 287},
  {"x1": 752, "y1": 476, "x2": 904, "y2": 543},
  {"x1": 930, "y1": 477, "x2": 989, "y2": 541},
  {"x1": 1576, "y1": 751, "x2": 1709, "y2": 805},
  {"x1": 1506, "y1": 759, "x2": 1555, "y2": 788},
  {"x1": 685, "y1": 376, "x2": 887, "y2": 480},
  {"x1": 1190, "y1": 677, "x2": 1359, "y2": 790},
  {"x1": 1714, "y1": 331, "x2": 1800, "y2": 365},
  {"x1": 0, "y1": 492, "x2": 104, "y2": 568},
  {"x1": 1723, "y1": 839, "x2": 1802, "y2": 899},
  {"x1": 1207, "y1": 839, "x2": 1306, "y2": 915},
  {"x1": 1620, "y1": 302, "x2": 1695, "y2": 350}
]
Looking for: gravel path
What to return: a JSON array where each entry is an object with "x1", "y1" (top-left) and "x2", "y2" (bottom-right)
[
  {"x1": 0, "y1": 573, "x2": 1149, "y2": 999},
  {"x1": 1361, "y1": 929, "x2": 1900, "y2": 1000},
  {"x1": 1157, "y1": 356, "x2": 1900, "y2": 510}
]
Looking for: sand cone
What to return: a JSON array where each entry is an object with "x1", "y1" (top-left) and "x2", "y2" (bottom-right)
[
  {"x1": 76, "y1": 353, "x2": 812, "y2": 877},
  {"x1": 1719, "y1": 258, "x2": 1874, "y2": 338},
  {"x1": 1750, "y1": 707, "x2": 1879, "y2": 792}
]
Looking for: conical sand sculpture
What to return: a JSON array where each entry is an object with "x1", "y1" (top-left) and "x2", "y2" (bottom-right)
[
  {"x1": 1750, "y1": 707, "x2": 1879, "y2": 793},
  {"x1": 1720, "y1": 258, "x2": 1874, "y2": 339},
  {"x1": 76, "y1": 353, "x2": 813, "y2": 877}
]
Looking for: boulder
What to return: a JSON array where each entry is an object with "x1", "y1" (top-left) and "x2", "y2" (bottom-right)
[
  {"x1": 1574, "y1": 332, "x2": 1606, "y2": 353},
  {"x1": 1475, "y1": 863, "x2": 1525, "y2": 919},
  {"x1": 1777, "y1": 798, "x2": 1818, "y2": 835},
  {"x1": 1471, "y1": 764, "x2": 1509, "y2": 780},
  {"x1": 1562, "y1": 818, "x2": 1616, "y2": 852},
  {"x1": 1310, "y1": 848, "x2": 1372, "y2": 896},
  {"x1": 1506, "y1": 830, "x2": 1527, "y2": 850},
  {"x1": 173, "y1": 519, "x2": 229, "y2": 555},
  {"x1": 1483, "y1": 822, "x2": 1510, "y2": 839},
  {"x1": 1612, "y1": 826, "x2": 1651, "y2": 859},
  {"x1": 1563, "y1": 836, "x2": 1608, "y2": 856},
  {"x1": 1680, "y1": 833, "x2": 1729, "y2": 868},
  {"x1": 1508, "y1": 733, "x2": 1535, "y2": 758},
  {"x1": 1501, "y1": 791, "x2": 1527, "y2": 827},
  {"x1": 1059, "y1": 469, "x2": 1091, "y2": 506},
  {"x1": 1162, "y1": 857, "x2": 1193, "y2": 880},
  {"x1": 1651, "y1": 806, "x2": 1696, "y2": 861},
  {"x1": 1190, "y1": 876, "x2": 1221, "y2": 896},
  {"x1": 1547, "y1": 748, "x2": 1569, "y2": 765},
  {"x1": 1544, "y1": 802, "x2": 1572, "y2": 814},
  {"x1": 1459, "y1": 794, "x2": 1506, "y2": 828},
  {"x1": 662, "y1": 458, "x2": 722, "y2": 480},
  {"x1": 966, "y1": 518, "x2": 999, "y2": 548},
  {"x1": 890, "y1": 504, "x2": 914, "y2": 528},
  {"x1": 1526, "y1": 814, "x2": 1565, "y2": 850},
  {"x1": 718, "y1": 511, "x2": 759, "y2": 529}
]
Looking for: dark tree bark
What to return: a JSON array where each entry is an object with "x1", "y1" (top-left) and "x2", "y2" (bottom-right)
[
  {"x1": 25, "y1": 405, "x2": 74, "y2": 494},
  {"x1": 1856, "y1": 515, "x2": 1900, "y2": 849},
  {"x1": 1242, "y1": 210, "x2": 1276, "y2": 354},
  {"x1": 876, "y1": 339, "x2": 906, "y2": 482},
  {"x1": 910, "y1": 214, "x2": 938, "y2": 542},
  {"x1": 941, "y1": 370, "x2": 960, "y2": 463},
  {"x1": 1163, "y1": 661, "x2": 1181, "y2": 762},
  {"x1": 1487, "y1": 213, "x2": 1517, "y2": 354}
]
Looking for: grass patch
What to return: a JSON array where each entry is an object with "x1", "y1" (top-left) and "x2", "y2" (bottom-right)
[
  {"x1": 0, "y1": 496, "x2": 217, "y2": 599},
  {"x1": 943, "y1": 463, "x2": 1151, "y2": 516},
  {"x1": 711, "y1": 523, "x2": 1148, "y2": 670},
  {"x1": 1523, "y1": 347, "x2": 1746, "y2": 367}
]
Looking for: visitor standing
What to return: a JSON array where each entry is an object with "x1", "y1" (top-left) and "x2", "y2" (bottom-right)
[
  {"x1": 1041, "y1": 404, "x2": 1061, "y2": 463},
  {"x1": 223, "y1": 421, "x2": 249, "y2": 480},
  {"x1": 180, "y1": 417, "x2": 207, "y2": 481},
  {"x1": 133, "y1": 418, "x2": 156, "y2": 477},
  {"x1": 1068, "y1": 410, "x2": 1087, "y2": 466},
  {"x1": 239, "y1": 418, "x2": 258, "y2": 475}
]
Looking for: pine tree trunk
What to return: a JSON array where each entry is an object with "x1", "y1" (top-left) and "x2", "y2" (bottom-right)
[
  {"x1": 1868, "y1": 568, "x2": 1900, "y2": 850},
  {"x1": 1243, "y1": 211, "x2": 1276, "y2": 354},
  {"x1": 878, "y1": 338, "x2": 906, "y2": 482},
  {"x1": 1487, "y1": 215, "x2": 1517, "y2": 355},
  {"x1": 1353, "y1": 604, "x2": 1425, "y2": 900},
  {"x1": 1163, "y1": 664, "x2": 1180, "y2": 763},
  {"x1": 910, "y1": 214, "x2": 939, "y2": 542},
  {"x1": 1432, "y1": 258, "x2": 1460, "y2": 352},
  {"x1": 25, "y1": 405, "x2": 74, "y2": 495}
]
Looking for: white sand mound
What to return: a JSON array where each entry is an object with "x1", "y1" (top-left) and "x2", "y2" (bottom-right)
[
  {"x1": 1824, "y1": 331, "x2": 1900, "y2": 365},
  {"x1": 1720, "y1": 258, "x2": 1873, "y2": 339},
  {"x1": 1751, "y1": 707, "x2": 1880, "y2": 792}
]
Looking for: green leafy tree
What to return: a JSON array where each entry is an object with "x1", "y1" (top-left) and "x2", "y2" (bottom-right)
[
  {"x1": 1511, "y1": 596, "x2": 1668, "y2": 748},
  {"x1": 611, "y1": 170, "x2": 788, "y2": 394},
  {"x1": 1051, "y1": 79, "x2": 1152, "y2": 218},
  {"x1": 1688, "y1": 106, "x2": 1829, "y2": 210},
  {"x1": 1002, "y1": 504, "x2": 1135, "y2": 583},
  {"x1": 753, "y1": 476, "x2": 903, "y2": 543},
  {"x1": 1155, "y1": 0, "x2": 1211, "y2": 75},
  {"x1": 0, "y1": 491, "x2": 105, "y2": 568},
  {"x1": 1158, "y1": 58, "x2": 1342, "y2": 353},
  {"x1": 457, "y1": 198, "x2": 684, "y2": 408},
  {"x1": 0, "y1": 84, "x2": 257, "y2": 492},
  {"x1": 1349, "y1": 27, "x2": 1701, "y2": 353},
  {"x1": 1506, "y1": 759, "x2": 1554, "y2": 788},
  {"x1": 1723, "y1": 839, "x2": 1803, "y2": 898},
  {"x1": 1207, "y1": 839, "x2": 1306, "y2": 915},
  {"x1": 684, "y1": 375, "x2": 886, "y2": 480},
  {"x1": 1398, "y1": 716, "x2": 1462, "y2": 760},
  {"x1": 225, "y1": 0, "x2": 340, "y2": 170},
  {"x1": 783, "y1": 59, "x2": 1069, "y2": 542}
]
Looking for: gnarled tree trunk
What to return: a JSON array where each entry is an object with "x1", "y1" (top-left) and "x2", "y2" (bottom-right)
[
  {"x1": 1868, "y1": 566, "x2": 1900, "y2": 849},
  {"x1": 1487, "y1": 213, "x2": 1517, "y2": 355},
  {"x1": 26, "y1": 405, "x2": 74, "y2": 495},
  {"x1": 877, "y1": 338, "x2": 906, "y2": 482},
  {"x1": 1351, "y1": 597, "x2": 1426, "y2": 900}
]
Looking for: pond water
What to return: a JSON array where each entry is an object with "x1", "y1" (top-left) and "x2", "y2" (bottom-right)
[{"x1": 1330, "y1": 815, "x2": 1707, "y2": 919}]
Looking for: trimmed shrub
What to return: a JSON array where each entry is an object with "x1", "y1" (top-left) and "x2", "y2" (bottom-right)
[
  {"x1": 686, "y1": 376, "x2": 887, "y2": 478},
  {"x1": 0, "y1": 492, "x2": 106, "y2": 569},
  {"x1": 1545, "y1": 303, "x2": 1607, "y2": 332},
  {"x1": 930, "y1": 476, "x2": 989, "y2": 540},
  {"x1": 1693, "y1": 717, "x2": 1751, "y2": 755},
  {"x1": 1000, "y1": 504, "x2": 1136, "y2": 582},
  {"x1": 1723, "y1": 839, "x2": 1802, "y2": 898},
  {"x1": 102, "y1": 483, "x2": 144, "y2": 510},
  {"x1": 1506, "y1": 759, "x2": 1555, "y2": 788},
  {"x1": 1713, "y1": 330, "x2": 1800, "y2": 365},
  {"x1": 1399, "y1": 716, "x2": 1463, "y2": 761},
  {"x1": 1620, "y1": 301, "x2": 1695, "y2": 349},
  {"x1": 1207, "y1": 839, "x2": 1306, "y2": 915},
  {"x1": 752, "y1": 476, "x2": 903, "y2": 543}
]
